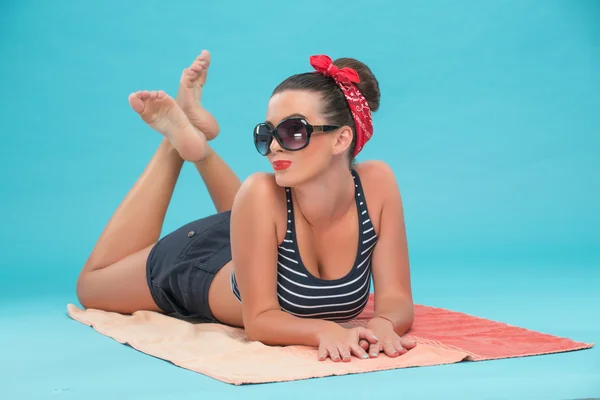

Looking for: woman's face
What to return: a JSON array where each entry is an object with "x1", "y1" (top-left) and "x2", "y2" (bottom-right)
[{"x1": 262, "y1": 90, "x2": 352, "y2": 187}]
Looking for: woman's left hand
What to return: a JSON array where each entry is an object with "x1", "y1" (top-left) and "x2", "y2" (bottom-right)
[{"x1": 359, "y1": 317, "x2": 416, "y2": 358}]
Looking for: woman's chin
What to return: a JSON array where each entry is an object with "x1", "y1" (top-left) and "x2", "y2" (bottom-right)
[{"x1": 273, "y1": 170, "x2": 294, "y2": 187}]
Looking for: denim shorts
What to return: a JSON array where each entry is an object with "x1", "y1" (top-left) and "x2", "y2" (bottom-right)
[{"x1": 145, "y1": 211, "x2": 232, "y2": 322}]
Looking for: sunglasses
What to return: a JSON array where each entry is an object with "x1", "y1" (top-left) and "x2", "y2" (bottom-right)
[{"x1": 253, "y1": 117, "x2": 340, "y2": 156}]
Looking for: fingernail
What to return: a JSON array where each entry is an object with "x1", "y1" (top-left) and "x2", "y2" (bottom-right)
[
  {"x1": 362, "y1": 354, "x2": 369, "y2": 359},
  {"x1": 371, "y1": 353, "x2": 378, "y2": 357},
  {"x1": 373, "y1": 335, "x2": 379, "y2": 341}
]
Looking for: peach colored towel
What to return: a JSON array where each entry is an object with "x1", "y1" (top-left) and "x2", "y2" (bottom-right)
[{"x1": 67, "y1": 294, "x2": 593, "y2": 385}]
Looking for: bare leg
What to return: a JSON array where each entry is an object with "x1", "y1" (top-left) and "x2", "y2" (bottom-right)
[
  {"x1": 192, "y1": 148, "x2": 241, "y2": 213},
  {"x1": 82, "y1": 138, "x2": 183, "y2": 272},
  {"x1": 77, "y1": 51, "x2": 242, "y2": 312},
  {"x1": 77, "y1": 91, "x2": 196, "y2": 313},
  {"x1": 77, "y1": 137, "x2": 183, "y2": 312},
  {"x1": 176, "y1": 50, "x2": 241, "y2": 212}
]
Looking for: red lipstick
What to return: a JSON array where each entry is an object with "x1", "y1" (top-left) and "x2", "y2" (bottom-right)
[{"x1": 272, "y1": 160, "x2": 292, "y2": 171}]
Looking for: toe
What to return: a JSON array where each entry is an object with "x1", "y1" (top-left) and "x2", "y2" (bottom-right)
[
  {"x1": 180, "y1": 70, "x2": 194, "y2": 86},
  {"x1": 157, "y1": 90, "x2": 166, "y2": 99},
  {"x1": 128, "y1": 93, "x2": 145, "y2": 114},
  {"x1": 190, "y1": 64, "x2": 204, "y2": 73},
  {"x1": 197, "y1": 49, "x2": 209, "y2": 60},
  {"x1": 196, "y1": 50, "x2": 210, "y2": 66}
]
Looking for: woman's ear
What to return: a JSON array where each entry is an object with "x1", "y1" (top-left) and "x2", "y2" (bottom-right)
[{"x1": 332, "y1": 126, "x2": 354, "y2": 156}]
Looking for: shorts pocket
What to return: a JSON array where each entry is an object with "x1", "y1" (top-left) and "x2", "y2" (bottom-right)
[
  {"x1": 192, "y1": 242, "x2": 231, "y2": 274},
  {"x1": 177, "y1": 214, "x2": 229, "y2": 260}
]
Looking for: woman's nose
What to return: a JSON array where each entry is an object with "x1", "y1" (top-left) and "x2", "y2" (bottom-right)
[{"x1": 269, "y1": 135, "x2": 283, "y2": 153}]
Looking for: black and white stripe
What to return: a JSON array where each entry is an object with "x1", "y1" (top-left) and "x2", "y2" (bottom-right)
[{"x1": 231, "y1": 169, "x2": 377, "y2": 322}]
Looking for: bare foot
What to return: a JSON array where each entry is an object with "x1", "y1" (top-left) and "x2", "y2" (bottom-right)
[
  {"x1": 129, "y1": 90, "x2": 208, "y2": 162},
  {"x1": 176, "y1": 50, "x2": 220, "y2": 140}
]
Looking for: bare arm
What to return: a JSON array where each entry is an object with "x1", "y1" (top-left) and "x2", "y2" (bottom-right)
[
  {"x1": 230, "y1": 173, "x2": 340, "y2": 346},
  {"x1": 368, "y1": 162, "x2": 414, "y2": 336}
]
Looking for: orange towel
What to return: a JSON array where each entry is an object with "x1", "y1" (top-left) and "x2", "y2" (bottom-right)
[{"x1": 67, "y1": 294, "x2": 593, "y2": 385}]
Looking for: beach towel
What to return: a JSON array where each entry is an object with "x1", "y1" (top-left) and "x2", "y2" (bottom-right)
[{"x1": 67, "y1": 294, "x2": 593, "y2": 385}]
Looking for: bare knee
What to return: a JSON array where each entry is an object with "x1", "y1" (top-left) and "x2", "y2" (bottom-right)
[
  {"x1": 76, "y1": 259, "x2": 110, "y2": 309},
  {"x1": 75, "y1": 271, "x2": 95, "y2": 309},
  {"x1": 74, "y1": 246, "x2": 159, "y2": 313}
]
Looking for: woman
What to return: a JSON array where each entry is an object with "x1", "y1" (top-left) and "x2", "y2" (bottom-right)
[{"x1": 76, "y1": 51, "x2": 416, "y2": 363}]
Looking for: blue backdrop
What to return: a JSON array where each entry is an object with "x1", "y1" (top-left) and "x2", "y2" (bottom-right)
[{"x1": 0, "y1": 1, "x2": 598, "y2": 398}]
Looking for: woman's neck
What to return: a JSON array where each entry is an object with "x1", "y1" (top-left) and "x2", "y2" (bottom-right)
[{"x1": 292, "y1": 164, "x2": 355, "y2": 230}]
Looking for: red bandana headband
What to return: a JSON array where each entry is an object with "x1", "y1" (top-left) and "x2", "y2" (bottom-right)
[{"x1": 309, "y1": 54, "x2": 374, "y2": 157}]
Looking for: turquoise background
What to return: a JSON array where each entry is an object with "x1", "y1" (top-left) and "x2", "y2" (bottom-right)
[{"x1": 1, "y1": 0, "x2": 598, "y2": 398}]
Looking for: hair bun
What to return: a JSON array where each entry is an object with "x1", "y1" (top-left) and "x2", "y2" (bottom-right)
[{"x1": 333, "y1": 58, "x2": 380, "y2": 112}]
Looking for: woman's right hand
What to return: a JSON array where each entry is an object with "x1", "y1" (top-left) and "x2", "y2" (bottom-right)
[{"x1": 317, "y1": 326, "x2": 379, "y2": 362}]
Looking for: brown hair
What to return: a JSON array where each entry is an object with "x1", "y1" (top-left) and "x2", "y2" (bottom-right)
[{"x1": 272, "y1": 58, "x2": 380, "y2": 165}]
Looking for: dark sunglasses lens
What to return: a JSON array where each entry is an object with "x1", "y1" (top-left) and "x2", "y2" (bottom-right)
[
  {"x1": 254, "y1": 125, "x2": 272, "y2": 155},
  {"x1": 277, "y1": 119, "x2": 308, "y2": 150}
]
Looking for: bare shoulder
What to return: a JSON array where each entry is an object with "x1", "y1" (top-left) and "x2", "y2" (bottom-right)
[
  {"x1": 231, "y1": 172, "x2": 287, "y2": 241},
  {"x1": 352, "y1": 161, "x2": 402, "y2": 234},
  {"x1": 232, "y1": 172, "x2": 286, "y2": 210},
  {"x1": 354, "y1": 160, "x2": 399, "y2": 187},
  {"x1": 353, "y1": 160, "x2": 402, "y2": 203},
  {"x1": 235, "y1": 172, "x2": 280, "y2": 199}
]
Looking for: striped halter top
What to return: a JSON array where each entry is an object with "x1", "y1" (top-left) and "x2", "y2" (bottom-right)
[{"x1": 230, "y1": 169, "x2": 377, "y2": 322}]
